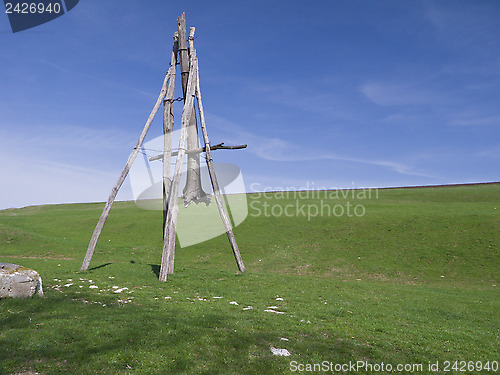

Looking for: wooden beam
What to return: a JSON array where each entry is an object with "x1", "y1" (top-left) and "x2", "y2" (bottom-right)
[
  {"x1": 81, "y1": 66, "x2": 175, "y2": 272},
  {"x1": 159, "y1": 37, "x2": 199, "y2": 281},
  {"x1": 179, "y1": 19, "x2": 206, "y2": 206},
  {"x1": 177, "y1": 12, "x2": 190, "y2": 97},
  {"x1": 162, "y1": 33, "x2": 179, "y2": 237},
  {"x1": 149, "y1": 143, "x2": 247, "y2": 162},
  {"x1": 193, "y1": 56, "x2": 246, "y2": 273}
]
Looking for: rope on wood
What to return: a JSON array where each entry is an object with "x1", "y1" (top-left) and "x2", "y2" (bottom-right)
[{"x1": 164, "y1": 96, "x2": 184, "y2": 103}]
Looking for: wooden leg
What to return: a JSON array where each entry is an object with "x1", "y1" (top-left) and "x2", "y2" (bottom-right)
[
  {"x1": 193, "y1": 57, "x2": 245, "y2": 273},
  {"x1": 81, "y1": 68, "x2": 174, "y2": 272}
]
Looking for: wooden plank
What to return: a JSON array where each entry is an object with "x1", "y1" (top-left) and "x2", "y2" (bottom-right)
[
  {"x1": 149, "y1": 143, "x2": 247, "y2": 162},
  {"x1": 80, "y1": 64, "x2": 175, "y2": 272},
  {"x1": 177, "y1": 13, "x2": 189, "y2": 97},
  {"x1": 159, "y1": 44, "x2": 199, "y2": 281},
  {"x1": 193, "y1": 55, "x2": 246, "y2": 273},
  {"x1": 180, "y1": 23, "x2": 206, "y2": 206},
  {"x1": 161, "y1": 18, "x2": 192, "y2": 278},
  {"x1": 162, "y1": 33, "x2": 179, "y2": 231},
  {"x1": 161, "y1": 33, "x2": 178, "y2": 278}
]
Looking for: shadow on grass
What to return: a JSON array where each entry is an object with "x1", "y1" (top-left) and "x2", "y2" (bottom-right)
[
  {"x1": 87, "y1": 262, "x2": 113, "y2": 271},
  {"x1": 0, "y1": 294, "x2": 375, "y2": 374},
  {"x1": 149, "y1": 264, "x2": 160, "y2": 278}
]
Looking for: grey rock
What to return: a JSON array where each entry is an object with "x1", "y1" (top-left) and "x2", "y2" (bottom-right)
[{"x1": 0, "y1": 263, "x2": 44, "y2": 298}]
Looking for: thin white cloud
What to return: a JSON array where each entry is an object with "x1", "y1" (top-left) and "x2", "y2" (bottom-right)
[
  {"x1": 0, "y1": 123, "x2": 135, "y2": 154},
  {"x1": 207, "y1": 113, "x2": 436, "y2": 178},
  {"x1": 426, "y1": 3, "x2": 499, "y2": 52},
  {"x1": 448, "y1": 115, "x2": 500, "y2": 127},
  {"x1": 212, "y1": 76, "x2": 356, "y2": 122},
  {"x1": 426, "y1": 2, "x2": 500, "y2": 80},
  {"x1": 36, "y1": 58, "x2": 153, "y2": 98},
  {"x1": 248, "y1": 81, "x2": 355, "y2": 120},
  {"x1": 0, "y1": 152, "x2": 132, "y2": 209},
  {"x1": 359, "y1": 82, "x2": 439, "y2": 106},
  {"x1": 0, "y1": 124, "x2": 137, "y2": 209},
  {"x1": 477, "y1": 145, "x2": 500, "y2": 159}
]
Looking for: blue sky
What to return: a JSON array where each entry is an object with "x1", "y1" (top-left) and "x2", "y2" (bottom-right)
[{"x1": 1, "y1": 0, "x2": 499, "y2": 209}]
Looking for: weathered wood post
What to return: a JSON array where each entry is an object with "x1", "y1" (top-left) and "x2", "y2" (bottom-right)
[
  {"x1": 81, "y1": 67, "x2": 175, "y2": 272},
  {"x1": 159, "y1": 30, "x2": 199, "y2": 281},
  {"x1": 162, "y1": 33, "x2": 179, "y2": 231},
  {"x1": 177, "y1": 13, "x2": 208, "y2": 207},
  {"x1": 191, "y1": 41, "x2": 246, "y2": 273}
]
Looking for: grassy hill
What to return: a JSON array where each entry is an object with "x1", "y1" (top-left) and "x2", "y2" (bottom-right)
[{"x1": 0, "y1": 184, "x2": 499, "y2": 374}]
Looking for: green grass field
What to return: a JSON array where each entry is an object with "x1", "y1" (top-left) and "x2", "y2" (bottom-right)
[{"x1": 0, "y1": 184, "x2": 499, "y2": 374}]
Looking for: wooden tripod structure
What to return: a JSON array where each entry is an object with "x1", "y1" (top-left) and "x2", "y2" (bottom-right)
[{"x1": 80, "y1": 13, "x2": 246, "y2": 281}]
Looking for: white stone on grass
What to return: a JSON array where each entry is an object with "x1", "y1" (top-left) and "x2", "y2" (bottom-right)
[
  {"x1": 270, "y1": 347, "x2": 290, "y2": 356},
  {"x1": 264, "y1": 309, "x2": 285, "y2": 314}
]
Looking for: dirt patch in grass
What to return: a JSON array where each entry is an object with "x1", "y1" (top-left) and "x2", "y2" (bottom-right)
[{"x1": 1, "y1": 255, "x2": 75, "y2": 260}]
